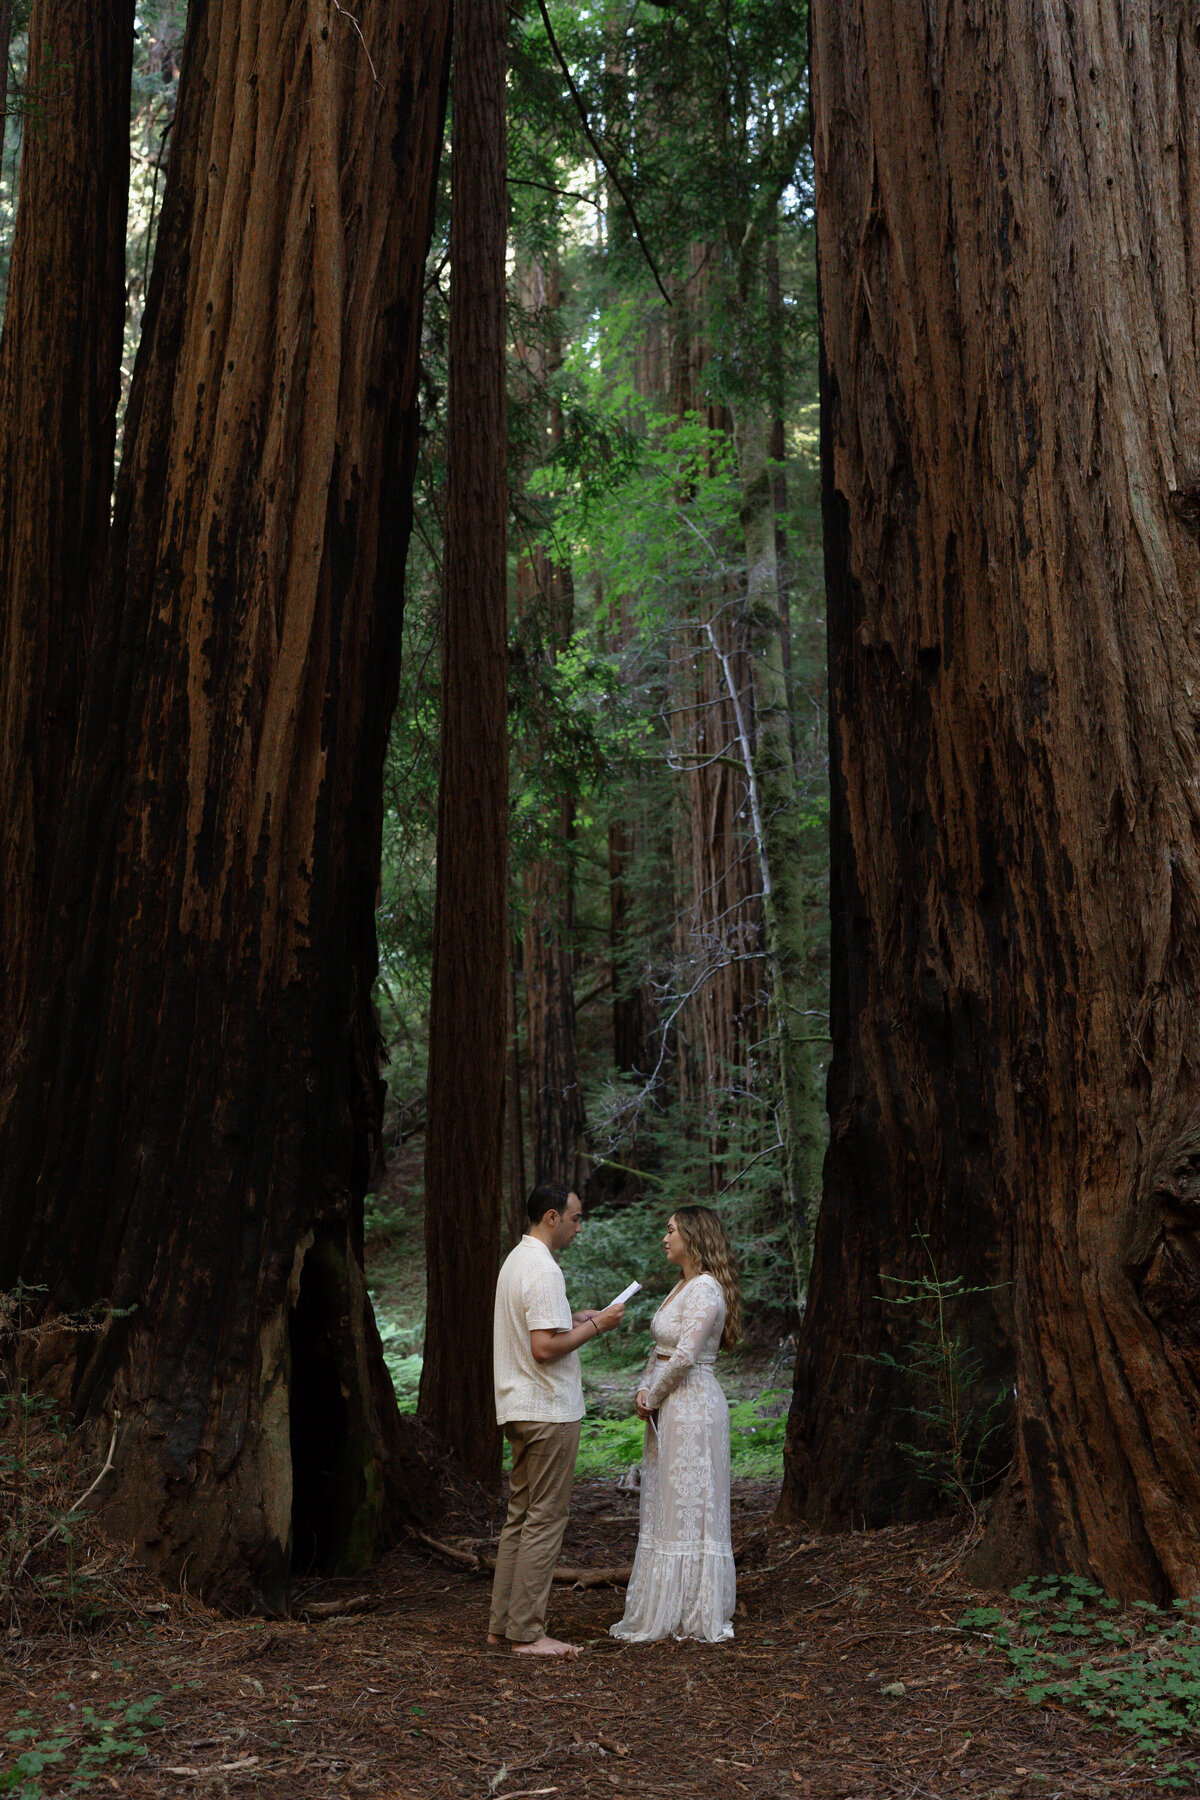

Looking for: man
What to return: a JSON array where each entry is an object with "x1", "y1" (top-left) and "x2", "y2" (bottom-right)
[{"x1": 487, "y1": 1182, "x2": 625, "y2": 1656}]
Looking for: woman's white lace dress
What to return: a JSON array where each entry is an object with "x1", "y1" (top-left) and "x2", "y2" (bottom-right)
[{"x1": 610, "y1": 1273, "x2": 735, "y2": 1643}]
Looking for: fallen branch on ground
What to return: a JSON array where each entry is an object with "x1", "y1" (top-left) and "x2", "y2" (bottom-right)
[
  {"x1": 296, "y1": 1594, "x2": 373, "y2": 1619},
  {"x1": 14, "y1": 1412, "x2": 120, "y2": 1580},
  {"x1": 411, "y1": 1530, "x2": 481, "y2": 1569},
  {"x1": 554, "y1": 1563, "x2": 633, "y2": 1588},
  {"x1": 411, "y1": 1525, "x2": 773, "y2": 1588},
  {"x1": 410, "y1": 1529, "x2": 632, "y2": 1587}
]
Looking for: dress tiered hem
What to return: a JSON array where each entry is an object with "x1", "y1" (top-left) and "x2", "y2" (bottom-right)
[{"x1": 609, "y1": 1541, "x2": 735, "y2": 1643}]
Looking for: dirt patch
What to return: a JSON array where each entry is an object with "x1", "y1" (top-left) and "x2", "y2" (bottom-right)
[{"x1": 0, "y1": 1480, "x2": 1165, "y2": 1799}]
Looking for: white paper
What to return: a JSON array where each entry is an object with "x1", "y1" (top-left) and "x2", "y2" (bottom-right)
[{"x1": 609, "y1": 1279, "x2": 641, "y2": 1307}]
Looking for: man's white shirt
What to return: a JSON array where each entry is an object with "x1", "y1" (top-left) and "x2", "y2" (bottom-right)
[{"x1": 493, "y1": 1235, "x2": 584, "y2": 1425}]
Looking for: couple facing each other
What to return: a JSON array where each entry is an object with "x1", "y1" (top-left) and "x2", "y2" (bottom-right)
[{"x1": 488, "y1": 1181, "x2": 741, "y2": 1656}]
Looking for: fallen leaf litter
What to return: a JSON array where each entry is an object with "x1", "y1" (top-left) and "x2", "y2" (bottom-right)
[{"x1": 0, "y1": 1479, "x2": 1173, "y2": 1798}]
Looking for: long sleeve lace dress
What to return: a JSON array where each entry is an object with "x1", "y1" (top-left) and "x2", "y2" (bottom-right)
[{"x1": 610, "y1": 1272, "x2": 735, "y2": 1643}]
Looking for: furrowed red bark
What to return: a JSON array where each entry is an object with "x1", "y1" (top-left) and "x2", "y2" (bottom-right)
[
  {"x1": 783, "y1": 0, "x2": 1200, "y2": 1598},
  {"x1": 0, "y1": 0, "x2": 452, "y2": 1607},
  {"x1": 0, "y1": 0, "x2": 134, "y2": 1086},
  {"x1": 419, "y1": 0, "x2": 508, "y2": 1487}
]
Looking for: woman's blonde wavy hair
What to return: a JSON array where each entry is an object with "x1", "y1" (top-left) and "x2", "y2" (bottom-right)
[{"x1": 672, "y1": 1205, "x2": 742, "y2": 1349}]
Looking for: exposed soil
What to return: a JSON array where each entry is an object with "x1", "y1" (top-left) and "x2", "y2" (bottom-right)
[{"x1": 0, "y1": 1479, "x2": 1169, "y2": 1799}]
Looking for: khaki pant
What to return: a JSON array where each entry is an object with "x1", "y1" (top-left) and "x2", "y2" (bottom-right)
[{"x1": 488, "y1": 1419, "x2": 581, "y2": 1644}]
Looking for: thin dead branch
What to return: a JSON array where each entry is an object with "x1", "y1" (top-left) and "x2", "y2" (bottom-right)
[{"x1": 14, "y1": 1411, "x2": 120, "y2": 1579}]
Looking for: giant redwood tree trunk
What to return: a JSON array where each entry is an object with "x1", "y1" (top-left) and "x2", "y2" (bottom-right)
[
  {"x1": 783, "y1": 0, "x2": 1200, "y2": 1598},
  {"x1": 0, "y1": 0, "x2": 134, "y2": 1086},
  {"x1": 419, "y1": 0, "x2": 508, "y2": 1487},
  {"x1": 0, "y1": 0, "x2": 451, "y2": 1607}
]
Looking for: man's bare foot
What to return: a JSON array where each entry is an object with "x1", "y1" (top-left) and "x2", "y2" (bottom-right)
[
  {"x1": 486, "y1": 1634, "x2": 504, "y2": 1647},
  {"x1": 511, "y1": 1635, "x2": 581, "y2": 1657}
]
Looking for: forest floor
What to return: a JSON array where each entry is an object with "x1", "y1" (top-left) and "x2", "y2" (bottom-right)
[{"x1": 2, "y1": 1486, "x2": 1176, "y2": 1800}]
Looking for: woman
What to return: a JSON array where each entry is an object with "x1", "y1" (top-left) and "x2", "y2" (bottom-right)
[{"x1": 610, "y1": 1205, "x2": 741, "y2": 1643}]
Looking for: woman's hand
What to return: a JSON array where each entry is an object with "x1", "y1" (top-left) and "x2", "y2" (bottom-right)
[{"x1": 635, "y1": 1388, "x2": 652, "y2": 1420}]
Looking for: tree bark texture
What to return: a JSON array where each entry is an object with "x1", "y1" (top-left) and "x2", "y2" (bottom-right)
[
  {"x1": 0, "y1": 0, "x2": 134, "y2": 1086},
  {"x1": 419, "y1": 0, "x2": 508, "y2": 1486},
  {"x1": 512, "y1": 256, "x2": 587, "y2": 1193},
  {"x1": 0, "y1": 0, "x2": 452, "y2": 1606},
  {"x1": 783, "y1": 0, "x2": 1200, "y2": 1598}
]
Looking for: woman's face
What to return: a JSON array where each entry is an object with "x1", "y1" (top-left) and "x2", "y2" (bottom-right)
[{"x1": 663, "y1": 1215, "x2": 688, "y2": 1267}]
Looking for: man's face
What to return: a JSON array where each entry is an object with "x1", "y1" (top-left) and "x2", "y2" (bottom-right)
[{"x1": 550, "y1": 1193, "x2": 583, "y2": 1251}]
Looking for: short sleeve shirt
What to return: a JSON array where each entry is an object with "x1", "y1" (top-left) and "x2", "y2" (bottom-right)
[{"x1": 493, "y1": 1236, "x2": 584, "y2": 1425}]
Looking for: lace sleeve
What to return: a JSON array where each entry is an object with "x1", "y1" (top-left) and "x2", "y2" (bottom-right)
[
  {"x1": 635, "y1": 1341, "x2": 657, "y2": 1396},
  {"x1": 644, "y1": 1279, "x2": 722, "y2": 1408}
]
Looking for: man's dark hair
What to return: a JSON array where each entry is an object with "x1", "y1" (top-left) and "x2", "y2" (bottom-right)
[{"x1": 528, "y1": 1182, "x2": 575, "y2": 1226}]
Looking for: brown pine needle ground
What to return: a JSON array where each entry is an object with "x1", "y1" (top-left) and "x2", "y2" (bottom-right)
[{"x1": 0, "y1": 1478, "x2": 1174, "y2": 1798}]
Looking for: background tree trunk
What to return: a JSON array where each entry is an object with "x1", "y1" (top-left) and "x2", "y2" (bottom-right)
[
  {"x1": 765, "y1": 208, "x2": 797, "y2": 733},
  {"x1": 505, "y1": 948, "x2": 528, "y2": 1248},
  {"x1": 733, "y1": 399, "x2": 824, "y2": 1292},
  {"x1": 513, "y1": 254, "x2": 587, "y2": 1193},
  {"x1": 784, "y1": 0, "x2": 1200, "y2": 1599},
  {"x1": 607, "y1": 338, "x2": 670, "y2": 1102},
  {"x1": 0, "y1": 0, "x2": 134, "y2": 1087},
  {"x1": 669, "y1": 606, "x2": 765, "y2": 1164},
  {"x1": 608, "y1": 815, "x2": 657, "y2": 1077},
  {"x1": 523, "y1": 800, "x2": 587, "y2": 1192},
  {"x1": 0, "y1": 3, "x2": 13, "y2": 169},
  {"x1": 666, "y1": 248, "x2": 768, "y2": 1179},
  {"x1": 0, "y1": 0, "x2": 452, "y2": 1608},
  {"x1": 419, "y1": 0, "x2": 508, "y2": 1487}
]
